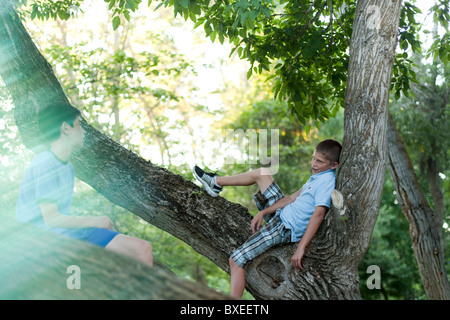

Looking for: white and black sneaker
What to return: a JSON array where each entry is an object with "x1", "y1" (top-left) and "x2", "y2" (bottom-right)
[{"x1": 193, "y1": 166, "x2": 223, "y2": 197}]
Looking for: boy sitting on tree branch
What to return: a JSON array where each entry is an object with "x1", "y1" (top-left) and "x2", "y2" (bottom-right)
[
  {"x1": 16, "y1": 102, "x2": 154, "y2": 267},
  {"x1": 194, "y1": 139, "x2": 341, "y2": 298}
]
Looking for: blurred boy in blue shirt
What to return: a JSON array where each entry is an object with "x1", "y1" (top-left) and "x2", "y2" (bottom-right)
[{"x1": 17, "y1": 102, "x2": 153, "y2": 266}]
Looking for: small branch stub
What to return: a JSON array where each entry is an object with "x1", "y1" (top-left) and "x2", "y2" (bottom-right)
[{"x1": 331, "y1": 189, "x2": 346, "y2": 216}]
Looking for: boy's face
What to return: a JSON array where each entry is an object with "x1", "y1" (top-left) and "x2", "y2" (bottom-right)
[
  {"x1": 311, "y1": 151, "x2": 338, "y2": 175},
  {"x1": 65, "y1": 116, "x2": 85, "y2": 148}
]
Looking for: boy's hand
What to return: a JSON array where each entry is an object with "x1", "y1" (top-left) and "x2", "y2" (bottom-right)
[
  {"x1": 251, "y1": 212, "x2": 265, "y2": 233},
  {"x1": 94, "y1": 216, "x2": 114, "y2": 230},
  {"x1": 291, "y1": 246, "x2": 305, "y2": 271}
]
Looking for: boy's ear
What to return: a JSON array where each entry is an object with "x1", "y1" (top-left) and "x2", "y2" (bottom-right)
[
  {"x1": 331, "y1": 162, "x2": 339, "y2": 170},
  {"x1": 61, "y1": 121, "x2": 70, "y2": 135}
]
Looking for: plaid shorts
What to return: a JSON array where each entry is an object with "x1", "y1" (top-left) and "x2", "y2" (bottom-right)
[{"x1": 230, "y1": 181, "x2": 292, "y2": 268}]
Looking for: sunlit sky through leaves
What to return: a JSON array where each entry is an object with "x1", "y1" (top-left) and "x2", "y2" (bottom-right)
[{"x1": 0, "y1": 0, "x2": 443, "y2": 171}]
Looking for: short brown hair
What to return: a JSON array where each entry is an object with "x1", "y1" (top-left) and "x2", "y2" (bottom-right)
[
  {"x1": 315, "y1": 139, "x2": 342, "y2": 163},
  {"x1": 38, "y1": 102, "x2": 81, "y2": 143}
]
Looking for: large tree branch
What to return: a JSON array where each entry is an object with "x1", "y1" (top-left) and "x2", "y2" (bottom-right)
[{"x1": 0, "y1": 216, "x2": 230, "y2": 299}]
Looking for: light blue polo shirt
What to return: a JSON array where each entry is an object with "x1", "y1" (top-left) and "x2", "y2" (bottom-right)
[
  {"x1": 16, "y1": 150, "x2": 119, "y2": 247},
  {"x1": 280, "y1": 169, "x2": 336, "y2": 242},
  {"x1": 16, "y1": 150, "x2": 74, "y2": 234}
]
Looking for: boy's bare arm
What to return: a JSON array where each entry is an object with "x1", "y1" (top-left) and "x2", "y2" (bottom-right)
[
  {"x1": 291, "y1": 205, "x2": 327, "y2": 270},
  {"x1": 251, "y1": 188, "x2": 302, "y2": 233},
  {"x1": 39, "y1": 203, "x2": 114, "y2": 230}
]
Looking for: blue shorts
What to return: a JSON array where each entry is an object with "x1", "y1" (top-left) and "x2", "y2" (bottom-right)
[
  {"x1": 62, "y1": 228, "x2": 119, "y2": 247},
  {"x1": 231, "y1": 181, "x2": 292, "y2": 268}
]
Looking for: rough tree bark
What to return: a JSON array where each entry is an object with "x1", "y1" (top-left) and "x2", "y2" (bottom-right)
[
  {"x1": 0, "y1": 0, "x2": 402, "y2": 299},
  {"x1": 387, "y1": 112, "x2": 450, "y2": 299},
  {"x1": 0, "y1": 216, "x2": 230, "y2": 299}
]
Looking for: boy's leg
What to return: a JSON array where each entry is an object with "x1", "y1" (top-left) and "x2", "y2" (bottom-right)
[
  {"x1": 105, "y1": 234, "x2": 153, "y2": 267},
  {"x1": 229, "y1": 257, "x2": 245, "y2": 298},
  {"x1": 216, "y1": 167, "x2": 274, "y2": 194},
  {"x1": 228, "y1": 213, "x2": 291, "y2": 299},
  {"x1": 193, "y1": 166, "x2": 275, "y2": 197}
]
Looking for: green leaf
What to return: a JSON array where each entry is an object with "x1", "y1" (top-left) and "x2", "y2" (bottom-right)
[
  {"x1": 194, "y1": 19, "x2": 203, "y2": 28},
  {"x1": 126, "y1": 0, "x2": 137, "y2": 10},
  {"x1": 261, "y1": 6, "x2": 270, "y2": 17},
  {"x1": 251, "y1": 0, "x2": 260, "y2": 9},
  {"x1": 238, "y1": 46, "x2": 243, "y2": 58},
  {"x1": 235, "y1": 0, "x2": 248, "y2": 9},
  {"x1": 30, "y1": 5, "x2": 38, "y2": 20},
  {"x1": 305, "y1": 124, "x2": 311, "y2": 135},
  {"x1": 190, "y1": 3, "x2": 201, "y2": 15},
  {"x1": 108, "y1": 0, "x2": 116, "y2": 10},
  {"x1": 154, "y1": 2, "x2": 165, "y2": 10},
  {"x1": 210, "y1": 31, "x2": 217, "y2": 42},
  {"x1": 179, "y1": 0, "x2": 189, "y2": 9},
  {"x1": 240, "y1": 11, "x2": 248, "y2": 26},
  {"x1": 124, "y1": 10, "x2": 131, "y2": 22},
  {"x1": 247, "y1": 67, "x2": 253, "y2": 79},
  {"x1": 112, "y1": 15, "x2": 121, "y2": 30}
]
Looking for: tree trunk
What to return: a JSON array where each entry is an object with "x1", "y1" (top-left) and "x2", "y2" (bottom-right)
[
  {"x1": 338, "y1": 0, "x2": 402, "y2": 249},
  {"x1": 387, "y1": 112, "x2": 450, "y2": 299},
  {"x1": 287, "y1": 0, "x2": 403, "y2": 299},
  {"x1": 0, "y1": 0, "x2": 402, "y2": 299}
]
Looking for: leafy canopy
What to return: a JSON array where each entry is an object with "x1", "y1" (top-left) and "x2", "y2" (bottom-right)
[{"x1": 14, "y1": 0, "x2": 450, "y2": 125}]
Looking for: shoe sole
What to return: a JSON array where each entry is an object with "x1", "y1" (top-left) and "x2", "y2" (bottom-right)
[{"x1": 193, "y1": 167, "x2": 219, "y2": 197}]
